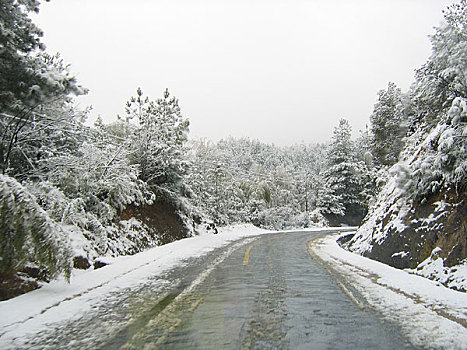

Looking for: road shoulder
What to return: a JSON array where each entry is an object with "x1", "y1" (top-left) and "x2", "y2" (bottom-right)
[{"x1": 308, "y1": 233, "x2": 467, "y2": 350}]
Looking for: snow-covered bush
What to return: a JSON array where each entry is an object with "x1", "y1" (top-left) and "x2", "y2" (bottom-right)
[
  {"x1": 0, "y1": 175, "x2": 72, "y2": 279},
  {"x1": 26, "y1": 181, "x2": 68, "y2": 222},
  {"x1": 41, "y1": 141, "x2": 151, "y2": 219},
  {"x1": 24, "y1": 138, "x2": 156, "y2": 259},
  {"x1": 256, "y1": 206, "x2": 296, "y2": 230},
  {"x1": 308, "y1": 208, "x2": 329, "y2": 227}
]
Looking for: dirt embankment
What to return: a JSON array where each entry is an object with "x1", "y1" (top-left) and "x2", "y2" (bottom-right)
[
  {"x1": 120, "y1": 200, "x2": 190, "y2": 245},
  {"x1": 0, "y1": 200, "x2": 192, "y2": 301}
]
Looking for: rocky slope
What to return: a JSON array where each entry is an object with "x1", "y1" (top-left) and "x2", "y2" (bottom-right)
[
  {"x1": 342, "y1": 177, "x2": 466, "y2": 291},
  {"x1": 342, "y1": 99, "x2": 467, "y2": 291}
]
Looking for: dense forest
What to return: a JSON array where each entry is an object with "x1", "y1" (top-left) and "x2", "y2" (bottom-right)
[{"x1": 1, "y1": 0, "x2": 466, "y2": 296}]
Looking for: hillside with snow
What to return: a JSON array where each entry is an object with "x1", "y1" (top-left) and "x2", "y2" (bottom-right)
[{"x1": 344, "y1": 1, "x2": 467, "y2": 292}]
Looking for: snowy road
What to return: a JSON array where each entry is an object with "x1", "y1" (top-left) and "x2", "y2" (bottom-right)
[
  {"x1": 114, "y1": 230, "x2": 413, "y2": 350},
  {"x1": 2, "y1": 228, "x2": 464, "y2": 349},
  {"x1": 0, "y1": 229, "x2": 414, "y2": 349}
]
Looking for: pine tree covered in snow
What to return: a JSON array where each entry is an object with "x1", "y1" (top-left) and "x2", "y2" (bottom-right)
[
  {"x1": 125, "y1": 88, "x2": 190, "y2": 191},
  {"x1": 411, "y1": 0, "x2": 467, "y2": 127},
  {"x1": 394, "y1": 0, "x2": 467, "y2": 201},
  {"x1": 0, "y1": 175, "x2": 72, "y2": 279},
  {"x1": 370, "y1": 82, "x2": 407, "y2": 167},
  {"x1": 0, "y1": 1, "x2": 84, "y2": 112},
  {"x1": 0, "y1": 0, "x2": 86, "y2": 175},
  {"x1": 322, "y1": 119, "x2": 367, "y2": 224}
]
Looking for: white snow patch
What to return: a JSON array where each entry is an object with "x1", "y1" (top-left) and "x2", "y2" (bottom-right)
[
  {"x1": 310, "y1": 234, "x2": 467, "y2": 349},
  {"x1": 391, "y1": 251, "x2": 409, "y2": 259},
  {"x1": 409, "y1": 247, "x2": 467, "y2": 292}
]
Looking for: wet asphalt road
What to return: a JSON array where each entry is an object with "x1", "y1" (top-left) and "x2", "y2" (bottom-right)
[{"x1": 20, "y1": 230, "x2": 415, "y2": 349}]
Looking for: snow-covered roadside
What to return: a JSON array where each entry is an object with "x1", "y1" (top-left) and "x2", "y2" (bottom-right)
[
  {"x1": 0, "y1": 224, "x2": 270, "y2": 348},
  {"x1": 309, "y1": 233, "x2": 467, "y2": 350}
]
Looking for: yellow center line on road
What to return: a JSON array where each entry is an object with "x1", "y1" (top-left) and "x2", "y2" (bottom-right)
[
  {"x1": 243, "y1": 235, "x2": 284, "y2": 266},
  {"x1": 243, "y1": 240, "x2": 265, "y2": 265},
  {"x1": 243, "y1": 244, "x2": 257, "y2": 265}
]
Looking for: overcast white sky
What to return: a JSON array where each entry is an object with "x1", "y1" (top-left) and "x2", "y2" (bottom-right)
[{"x1": 34, "y1": 0, "x2": 453, "y2": 145}]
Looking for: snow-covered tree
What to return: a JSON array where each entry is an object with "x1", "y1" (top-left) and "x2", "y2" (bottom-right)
[
  {"x1": 347, "y1": 2, "x2": 467, "y2": 287},
  {"x1": 411, "y1": 0, "x2": 467, "y2": 128},
  {"x1": 1, "y1": 0, "x2": 44, "y2": 111},
  {"x1": 398, "y1": 0, "x2": 467, "y2": 201},
  {"x1": 397, "y1": 97, "x2": 467, "y2": 203},
  {"x1": 1, "y1": 99, "x2": 89, "y2": 180},
  {"x1": 370, "y1": 82, "x2": 407, "y2": 166},
  {"x1": 125, "y1": 88, "x2": 190, "y2": 191},
  {"x1": 187, "y1": 137, "x2": 328, "y2": 228},
  {"x1": 0, "y1": 175, "x2": 72, "y2": 279},
  {"x1": 323, "y1": 119, "x2": 367, "y2": 224},
  {"x1": 0, "y1": 0, "x2": 86, "y2": 175},
  {"x1": 315, "y1": 173, "x2": 345, "y2": 217}
]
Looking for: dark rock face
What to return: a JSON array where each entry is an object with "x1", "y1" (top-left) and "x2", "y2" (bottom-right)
[
  {"x1": 364, "y1": 189, "x2": 465, "y2": 269},
  {"x1": 93, "y1": 260, "x2": 108, "y2": 270},
  {"x1": 0, "y1": 272, "x2": 40, "y2": 301},
  {"x1": 346, "y1": 184, "x2": 467, "y2": 290},
  {"x1": 21, "y1": 265, "x2": 49, "y2": 282},
  {"x1": 336, "y1": 233, "x2": 355, "y2": 247},
  {"x1": 73, "y1": 256, "x2": 91, "y2": 270}
]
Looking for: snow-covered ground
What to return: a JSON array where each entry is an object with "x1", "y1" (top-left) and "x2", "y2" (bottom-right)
[
  {"x1": 309, "y1": 233, "x2": 467, "y2": 350},
  {"x1": 0, "y1": 224, "x2": 270, "y2": 349}
]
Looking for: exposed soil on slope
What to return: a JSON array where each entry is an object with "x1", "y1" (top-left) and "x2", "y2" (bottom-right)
[
  {"x1": 0, "y1": 272, "x2": 40, "y2": 301},
  {"x1": 119, "y1": 200, "x2": 190, "y2": 245}
]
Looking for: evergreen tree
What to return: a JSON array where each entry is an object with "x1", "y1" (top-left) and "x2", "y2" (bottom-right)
[
  {"x1": 355, "y1": 125, "x2": 379, "y2": 206},
  {"x1": 411, "y1": 0, "x2": 467, "y2": 128},
  {"x1": 125, "y1": 88, "x2": 190, "y2": 190},
  {"x1": 370, "y1": 82, "x2": 407, "y2": 167},
  {"x1": 0, "y1": 0, "x2": 86, "y2": 174},
  {"x1": 1, "y1": 0, "x2": 44, "y2": 111},
  {"x1": 323, "y1": 119, "x2": 367, "y2": 224},
  {"x1": 394, "y1": 0, "x2": 467, "y2": 201},
  {"x1": 0, "y1": 175, "x2": 72, "y2": 279},
  {"x1": 328, "y1": 118, "x2": 354, "y2": 166}
]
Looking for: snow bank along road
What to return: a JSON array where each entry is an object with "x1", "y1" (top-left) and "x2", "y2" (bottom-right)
[
  {"x1": 0, "y1": 227, "x2": 465, "y2": 349},
  {"x1": 310, "y1": 234, "x2": 467, "y2": 350}
]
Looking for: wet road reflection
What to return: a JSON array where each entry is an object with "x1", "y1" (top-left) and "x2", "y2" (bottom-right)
[{"x1": 117, "y1": 232, "x2": 413, "y2": 349}]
